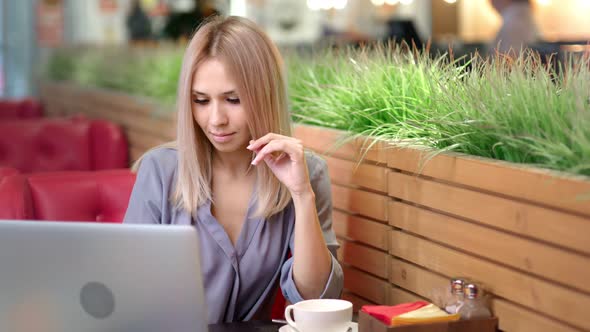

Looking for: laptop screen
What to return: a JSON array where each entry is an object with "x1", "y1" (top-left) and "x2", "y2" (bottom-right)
[{"x1": 0, "y1": 220, "x2": 209, "y2": 332}]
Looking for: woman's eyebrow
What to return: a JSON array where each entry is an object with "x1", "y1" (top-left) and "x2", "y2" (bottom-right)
[{"x1": 191, "y1": 90, "x2": 236, "y2": 95}]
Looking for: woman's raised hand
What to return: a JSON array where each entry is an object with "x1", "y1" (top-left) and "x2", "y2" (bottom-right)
[{"x1": 247, "y1": 133, "x2": 312, "y2": 196}]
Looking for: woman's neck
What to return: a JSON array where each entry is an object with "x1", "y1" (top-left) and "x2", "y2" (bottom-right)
[{"x1": 212, "y1": 149, "x2": 253, "y2": 179}]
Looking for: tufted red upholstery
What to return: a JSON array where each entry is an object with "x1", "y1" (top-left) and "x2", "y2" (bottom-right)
[
  {"x1": 0, "y1": 117, "x2": 128, "y2": 172},
  {"x1": 0, "y1": 167, "x2": 19, "y2": 181},
  {"x1": 0, "y1": 169, "x2": 136, "y2": 222},
  {"x1": 0, "y1": 98, "x2": 43, "y2": 118},
  {"x1": 0, "y1": 171, "x2": 32, "y2": 220}
]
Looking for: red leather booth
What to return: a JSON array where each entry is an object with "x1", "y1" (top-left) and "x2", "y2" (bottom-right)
[
  {"x1": 0, "y1": 98, "x2": 43, "y2": 118},
  {"x1": 0, "y1": 169, "x2": 136, "y2": 222},
  {"x1": 0, "y1": 117, "x2": 128, "y2": 173}
]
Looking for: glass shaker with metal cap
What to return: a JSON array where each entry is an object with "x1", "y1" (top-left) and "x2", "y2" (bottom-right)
[
  {"x1": 444, "y1": 277, "x2": 467, "y2": 314},
  {"x1": 458, "y1": 282, "x2": 492, "y2": 319}
]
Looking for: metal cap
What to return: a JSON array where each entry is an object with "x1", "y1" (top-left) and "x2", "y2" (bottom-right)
[
  {"x1": 464, "y1": 283, "x2": 480, "y2": 300},
  {"x1": 450, "y1": 278, "x2": 467, "y2": 295}
]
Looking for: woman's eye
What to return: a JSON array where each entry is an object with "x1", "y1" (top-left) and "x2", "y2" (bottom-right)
[
  {"x1": 193, "y1": 99, "x2": 209, "y2": 105},
  {"x1": 227, "y1": 98, "x2": 240, "y2": 104}
]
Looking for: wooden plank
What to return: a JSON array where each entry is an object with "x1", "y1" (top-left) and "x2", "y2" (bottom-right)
[
  {"x1": 41, "y1": 82, "x2": 176, "y2": 140},
  {"x1": 130, "y1": 146, "x2": 148, "y2": 165},
  {"x1": 294, "y1": 125, "x2": 387, "y2": 164},
  {"x1": 41, "y1": 81, "x2": 174, "y2": 120},
  {"x1": 388, "y1": 171, "x2": 590, "y2": 255},
  {"x1": 339, "y1": 241, "x2": 389, "y2": 279},
  {"x1": 388, "y1": 201, "x2": 590, "y2": 293},
  {"x1": 389, "y1": 257, "x2": 583, "y2": 332},
  {"x1": 82, "y1": 87, "x2": 170, "y2": 119},
  {"x1": 342, "y1": 291, "x2": 375, "y2": 313},
  {"x1": 126, "y1": 129, "x2": 169, "y2": 152},
  {"x1": 389, "y1": 231, "x2": 590, "y2": 330},
  {"x1": 389, "y1": 286, "x2": 428, "y2": 305},
  {"x1": 342, "y1": 266, "x2": 389, "y2": 304},
  {"x1": 492, "y1": 300, "x2": 582, "y2": 332},
  {"x1": 389, "y1": 257, "x2": 449, "y2": 304},
  {"x1": 325, "y1": 156, "x2": 388, "y2": 193},
  {"x1": 387, "y1": 147, "x2": 590, "y2": 217},
  {"x1": 332, "y1": 185, "x2": 389, "y2": 222},
  {"x1": 333, "y1": 210, "x2": 390, "y2": 251},
  {"x1": 40, "y1": 93, "x2": 73, "y2": 117},
  {"x1": 84, "y1": 103, "x2": 176, "y2": 140}
]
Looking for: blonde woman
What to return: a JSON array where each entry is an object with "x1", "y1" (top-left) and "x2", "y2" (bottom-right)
[{"x1": 123, "y1": 16, "x2": 343, "y2": 323}]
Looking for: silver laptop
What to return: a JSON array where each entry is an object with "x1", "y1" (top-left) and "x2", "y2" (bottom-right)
[{"x1": 0, "y1": 220, "x2": 208, "y2": 332}]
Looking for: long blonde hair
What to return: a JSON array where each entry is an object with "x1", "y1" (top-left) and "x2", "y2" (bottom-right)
[{"x1": 140, "y1": 16, "x2": 292, "y2": 219}]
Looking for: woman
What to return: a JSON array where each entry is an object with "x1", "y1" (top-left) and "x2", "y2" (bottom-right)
[{"x1": 123, "y1": 16, "x2": 343, "y2": 323}]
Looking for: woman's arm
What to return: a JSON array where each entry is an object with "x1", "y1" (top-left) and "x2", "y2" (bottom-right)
[
  {"x1": 249, "y1": 135, "x2": 342, "y2": 300},
  {"x1": 290, "y1": 186, "x2": 333, "y2": 298}
]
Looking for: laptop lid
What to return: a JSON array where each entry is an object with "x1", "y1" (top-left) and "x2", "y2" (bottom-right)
[{"x1": 0, "y1": 220, "x2": 208, "y2": 332}]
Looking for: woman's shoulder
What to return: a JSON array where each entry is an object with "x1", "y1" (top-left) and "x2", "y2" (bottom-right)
[
  {"x1": 144, "y1": 146, "x2": 178, "y2": 162},
  {"x1": 137, "y1": 146, "x2": 179, "y2": 178}
]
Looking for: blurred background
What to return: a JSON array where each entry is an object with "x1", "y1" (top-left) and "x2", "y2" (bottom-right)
[{"x1": 1, "y1": 0, "x2": 590, "y2": 98}]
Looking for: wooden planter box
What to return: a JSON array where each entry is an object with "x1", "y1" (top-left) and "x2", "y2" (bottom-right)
[{"x1": 40, "y1": 81, "x2": 590, "y2": 332}]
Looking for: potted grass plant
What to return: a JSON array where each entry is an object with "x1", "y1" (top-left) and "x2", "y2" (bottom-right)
[{"x1": 40, "y1": 44, "x2": 590, "y2": 332}]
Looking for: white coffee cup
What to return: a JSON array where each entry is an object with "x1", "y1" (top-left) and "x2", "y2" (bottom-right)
[{"x1": 284, "y1": 299, "x2": 353, "y2": 332}]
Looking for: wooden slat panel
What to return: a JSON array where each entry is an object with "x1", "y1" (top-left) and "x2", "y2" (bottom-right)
[
  {"x1": 389, "y1": 257, "x2": 449, "y2": 302},
  {"x1": 342, "y1": 266, "x2": 389, "y2": 304},
  {"x1": 333, "y1": 210, "x2": 390, "y2": 251},
  {"x1": 126, "y1": 129, "x2": 169, "y2": 152},
  {"x1": 342, "y1": 291, "x2": 375, "y2": 313},
  {"x1": 389, "y1": 286, "x2": 428, "y2": 305},
  {"x1": 332, "y1": 185, "x2": 389, "y2": 222},
  {"x1": 388, "y1": 171, "x2": 590, "y2": 255},
  {"x1": 130, "y1": 147, "x2": 146, "y2": 164},
  {"x1": 41, "y1": 82, "x2": 176, "y2": 141},
  {"x1": 389, "y1": 201, "x2": 590, "y2": 293},
  {"x1": 492, "y1": 300, "x2": 581, "y2": 332},
  {"x1": 294, "y1": 125, "x2": 387, "y2": 164},
  {"x1": 85, "y1": 103, "x2": 176, "y2": 140},
  {"x1": 390, "y1": 257, "x2": 583, "y2": 332},
  {"x1": 41, "y1": 94, "x2": 70, "y2": 117},
  {"x1": 339, "y1": 241, "x2": 389, "y2": 279},
  {"x1": 388, "y1": 147, "x2": 590, "y2": 217},
  {"x1": 389, "y1": 231, "x2": 590, "y2": 330},
  {"x1": 325, "y1": 156, "x2": 388, "y2": 193},
  {"x1": 42, "y1": 81, "x2": 174, "y2": 120}
]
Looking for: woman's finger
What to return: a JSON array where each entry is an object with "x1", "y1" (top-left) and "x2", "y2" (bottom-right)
[
  {"x1": 247, "y1": 133, "x2": 297, "y2": 151},
  {"x1": 251, "y1": 139, "x2": 303, "y2": 165}
]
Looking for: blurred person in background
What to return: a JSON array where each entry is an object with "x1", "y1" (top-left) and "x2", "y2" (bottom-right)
[
  {"x1": 163, "y1": 0, "x2": 219, "y2": 42},
  {"x1": 124, "y1": 16, "x2": 343, "y2": 323},
  {"x1": 126, "y1": 0, "x2": 153, "y2": 43},
  {"x1": 489, "y1": 0, "x2": 540, "y2": 55}
]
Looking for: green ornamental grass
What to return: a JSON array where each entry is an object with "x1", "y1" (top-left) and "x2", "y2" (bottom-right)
[
  {"x1": 288, "y1": 44, "x2": 590, "y2": 176},
  {"x1": 44, "y1": 45, "x2": 590, "y2": 176}
]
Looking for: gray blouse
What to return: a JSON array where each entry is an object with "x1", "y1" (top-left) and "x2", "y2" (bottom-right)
[{"x1": 123, "y1": 148, "x2": 343, "y2": 323}]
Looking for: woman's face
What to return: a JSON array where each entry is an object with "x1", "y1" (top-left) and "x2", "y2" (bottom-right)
[{"x1": 191, "y1": 58, "x2": 250, "y2": 154}]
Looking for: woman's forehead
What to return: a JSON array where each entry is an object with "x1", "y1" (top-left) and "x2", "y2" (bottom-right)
[{"x1": 191, "y1": 59, "x2": 239, "y2": 93}]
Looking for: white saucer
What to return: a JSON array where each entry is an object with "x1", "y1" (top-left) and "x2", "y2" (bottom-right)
[{"x1": 279, "y1": 322, "x2": 358, "y2": 332}]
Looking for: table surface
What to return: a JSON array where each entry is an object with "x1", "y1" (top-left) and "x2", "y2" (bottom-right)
[{"x1": 208, "y1": 321, "x2": 285, "y2": 332}]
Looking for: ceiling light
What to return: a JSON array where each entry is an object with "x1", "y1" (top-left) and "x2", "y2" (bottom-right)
[
  {"x1": 333, "y1": 0, "x2": 348, "y2": 9},
  {"x1": 307, "y1": 0, "x2": 322, "y2": 10}
]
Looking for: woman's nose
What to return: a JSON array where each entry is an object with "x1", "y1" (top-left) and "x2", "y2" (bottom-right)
[{"x1": 209, "y1": 103, "x2": 228, "y2": 126}]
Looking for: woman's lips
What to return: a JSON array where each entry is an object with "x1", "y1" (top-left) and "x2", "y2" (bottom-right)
[{"x1": 210, "y1": 132, "x2": 235, "y2": 143}]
